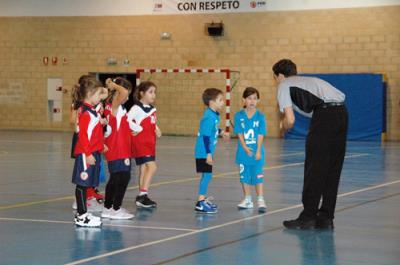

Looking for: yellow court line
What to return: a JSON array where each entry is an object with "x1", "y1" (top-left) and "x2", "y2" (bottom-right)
[{"x1": 0, "y1": 153, "x2": 369, "y2": 211}]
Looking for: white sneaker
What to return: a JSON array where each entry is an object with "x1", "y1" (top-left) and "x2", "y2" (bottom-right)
[
  {"x1": 87, "y1": 198, "x2": 103, "y2": 212},
  {"x1": 74, "y1": 213, "x2": 102, "y2": 227},
  {"x1": 109, "y1": 208, "x2": 134, "y2": 220},
  {"x1": 257, "y1": 200, "x2": 267, "y2": 213},
  {"x1": 237, "y1": 199, "x2": 254, "y2": 209},
  {"x1": 87, "y1": 213, "x2": 101, "y2": 221},
  {"x1": 101, "y1": 207, "x2": 113, "y2": 218}
]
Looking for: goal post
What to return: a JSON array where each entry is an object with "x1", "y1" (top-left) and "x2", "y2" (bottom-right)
[{"x1": 135, "y1": 68, "x2": 233, "y2": 133}]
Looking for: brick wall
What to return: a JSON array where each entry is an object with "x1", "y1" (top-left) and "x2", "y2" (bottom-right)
[{"x1": 0, "y1": 6, "x2": 399, "y2": 139}]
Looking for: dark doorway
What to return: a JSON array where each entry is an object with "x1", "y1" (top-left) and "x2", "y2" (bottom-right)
[{"x1": 94, "y1": 72, "x2": 137, "y2": 110}]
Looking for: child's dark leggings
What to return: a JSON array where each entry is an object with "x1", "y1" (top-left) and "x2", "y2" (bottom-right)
[
  {"x1": 75, "y1": 185, "x2": 87, "y2": 215},
  {"x1": 104, "y1": 171, "x2": 131, "y2": 211}
]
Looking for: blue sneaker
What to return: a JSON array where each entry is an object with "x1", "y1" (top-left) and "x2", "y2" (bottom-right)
[
  {"x1": 195, "y1": 200, "x2": 217, "y2": 214},
  {"x1": 205, "y1": 197, "x2": 218, "y2": 210}
]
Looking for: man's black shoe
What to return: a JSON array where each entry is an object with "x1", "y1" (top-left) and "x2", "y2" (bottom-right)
[
  {"x1": 316, "y1": 218, "x2": 334, "y2": 229},
  {"x1": 283, "y1": 218, "x2": 316, "y2": 229}
]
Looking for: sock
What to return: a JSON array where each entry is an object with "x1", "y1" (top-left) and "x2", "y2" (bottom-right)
[
  {"x1": 245, "y1": 195, "x2": 252, "y2": 202},
  {"x1": 139, "y1": 188, "x2": 148, "y2": 196},
  {"x1": 198, "y1": 172, "x2": 212, "y2": 197},
  {"x1": 257, "y1": 195, "x2": 264, "y2": 202}
]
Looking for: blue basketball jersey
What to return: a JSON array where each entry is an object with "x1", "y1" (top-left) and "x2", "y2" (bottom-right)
[
  {"x1": 195, "y1": 108, "x2": 220, "y2": 158},
  {"x1": 234, "y1": 109, "x2": 267, "y2": 165}
]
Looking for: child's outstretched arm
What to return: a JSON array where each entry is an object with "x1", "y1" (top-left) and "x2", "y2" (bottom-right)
[{"x1": 126, "y1": 106, "x2": 143, "y2": 134}]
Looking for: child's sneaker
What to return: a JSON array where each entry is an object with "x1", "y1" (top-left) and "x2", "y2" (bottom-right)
[
  {"x1": 136, "y1": 194, "x2": 157, "y2": 208},
  {"x1": 205, "y1": 197, "x2": 218, "y2": 210},
  {"x1": 74, "y1": 213, "x2": 102, "y2": 227},
  {"x1": 101, "y1": 207, "x2": 113, "y2": 218},
  {"x1": 92, "y1": 188, "x2": 105, "y2": 203},
  {"x1": 109, "y1": 208, "x2": 134, "y2": 220},
  {"x1": 237, "y1": 199, "x2": 254, "y2": 209},
  {"x1": 257, "y1": 200, "x2": 267, "y2": 213},
  {"x1": 195, "y1": 200, "x2": 217, "y2": 214}
]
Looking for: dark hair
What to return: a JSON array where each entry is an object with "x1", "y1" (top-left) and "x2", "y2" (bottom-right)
[
  {"x1": 106, "y1": 77, "x2": 133, "y2": 103},
  {"x1": 72, "y1": 76, "x2": 102, "y2": 108},
  {"x1": 135, "y1": 81, "x2": 157, "y2": 101},
  {"x1": 242, "y1": 87, "x2": 260, "y2": 99},
  {"x1": 202, "y1": 88, "x2": 223, "y2": 106},
  {"x1": 114, "y1": 77, "x2": 132, "y2": 92},
  {"x1": 72, "y1": 75, "x2": 92, "y2": 109},
  {"x1": 272, "y1": 59, "x2": 297, "y2": 77}
]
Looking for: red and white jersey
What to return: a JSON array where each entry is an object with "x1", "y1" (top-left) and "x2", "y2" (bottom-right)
[
  {"x1": 127, "y1": 102, "x2": 157, "y2": 158},
  {"x1": 103, "y1": 104, "x2": 132, "y2": 161},
  {"x1": 74, "y1": 103, "x2": 104, "y2": 156}
]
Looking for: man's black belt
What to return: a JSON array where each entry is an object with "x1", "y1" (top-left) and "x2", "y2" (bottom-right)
[{"x1": 317, "y1": 102, "x2": 345, "y2": 109}]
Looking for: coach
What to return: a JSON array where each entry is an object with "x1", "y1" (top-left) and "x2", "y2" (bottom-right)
[{"x1": 273, "y1": 59, "x2": 348, "y2": 230}]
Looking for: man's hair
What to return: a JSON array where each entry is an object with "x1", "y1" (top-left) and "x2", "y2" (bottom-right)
[
  {"x1": 272, "y1": 59, "x2": 297, "y2": 77},
  {"x1": 202, "y1": 88, "x2": 223, "y2": 106}
]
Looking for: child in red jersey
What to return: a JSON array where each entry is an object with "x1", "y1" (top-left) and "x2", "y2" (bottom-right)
[
  {"x1": 71, "y1": 76, "x2": 106, "y2": 227},
  {"x1": 127, "y1": 81, "x2": 161, "y2": 208},
  {"x1": 71, "y1": 75, "x2": 106, "y2": 212},
  {"x1": 101, "y1": 77, "x2": 140, "y2": 220}
]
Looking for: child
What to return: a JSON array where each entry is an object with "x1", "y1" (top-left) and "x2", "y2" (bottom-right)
[
  {"x1": 234, "y1": 87, "x2": 267, "y2": 213},
  {"x1": 194, "y1": 88, "x2": 229, "y2": 214},
  {"x1": 127, "y1": 81, "x2": 161, "y2": 208},
  {"x1": 70, "y1": 75, "x2": 106, "y2": 212},
  {"x1": 101, "y1": 77, "x2": 138, "y2": 219},
  {"x1": 71, "y1": 76, "x2": 105, "y2": 227}
]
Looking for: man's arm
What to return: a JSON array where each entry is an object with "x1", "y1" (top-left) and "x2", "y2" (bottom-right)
[{"x1": 280, "y1": 107, "x2": 295, "y2": 131}]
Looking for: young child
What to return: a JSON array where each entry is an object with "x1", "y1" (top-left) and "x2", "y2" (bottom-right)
[
  {"x1": 71, "y1": 75, "x2": 106, "y2": 212},
  {"x1": 71, "y1": 76, "x2": 105, "y2": 227},
  {"x1": 234, "y1": 87, "x2": 267, "y2": 213},
  {"x1": 127, "y1": 81, "x2": 161, "y2": 208},
  {"x1": 194, "y1": 88, "x2": 229, "y2": 214},
  {"x1": 101, "y1": 77, "x2": 138, "y2": 220}
]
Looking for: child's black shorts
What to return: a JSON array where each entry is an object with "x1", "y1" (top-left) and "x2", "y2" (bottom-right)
[{"x1": 196, "y1": 158, "x2": 212, "y2": 173}]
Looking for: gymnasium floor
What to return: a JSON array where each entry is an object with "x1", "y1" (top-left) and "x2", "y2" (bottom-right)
[{"x1": 0, "y1": 130, "x2": 399, "y2": 265}]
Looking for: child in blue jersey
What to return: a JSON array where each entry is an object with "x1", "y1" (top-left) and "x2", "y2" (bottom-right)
[
  {"x1": 234, "y1": 87, "x2": 267, "y2": 212},
  {"x1": 194, "y1": 88, "x2": 229, "y2": 213}
]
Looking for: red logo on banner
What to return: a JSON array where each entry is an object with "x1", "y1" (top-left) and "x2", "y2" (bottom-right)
[{"x1": 250, "y1": 1, "x2": 257, "y2": 8}]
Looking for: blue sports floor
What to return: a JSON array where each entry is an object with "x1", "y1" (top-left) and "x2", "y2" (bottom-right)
[{"x1": 0, "y1": 131, "x2": 399, "y2": 265}]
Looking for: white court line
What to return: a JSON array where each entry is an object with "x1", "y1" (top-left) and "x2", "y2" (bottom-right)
[
  {"x1": 64, "y1": 177, "x2": 400, "y2": 265},
  {"x1": 0, "y1": 217, "x2": 196, "y2": 232}
]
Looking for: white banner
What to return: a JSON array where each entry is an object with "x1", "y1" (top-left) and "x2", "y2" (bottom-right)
[{"x1": 152, "y1": 0, "x2": 268, "y2": 14}]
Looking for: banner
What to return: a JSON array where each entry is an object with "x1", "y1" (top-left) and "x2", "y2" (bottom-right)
[{"x1": 153, "y1": 0, "x2": 268, "y2": 14}]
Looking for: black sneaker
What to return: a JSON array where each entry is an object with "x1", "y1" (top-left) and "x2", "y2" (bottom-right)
[
  {"x1": 316, "y1": 218, "x2": 334, "y2": 229},
  {"x1": 283, "y1": 218, "x2": 316, "y2": 229},
  {"x1": 136, "y1": 194, "x2": 157, "y2": 208}
]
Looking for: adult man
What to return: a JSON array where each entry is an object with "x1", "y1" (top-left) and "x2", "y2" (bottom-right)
[{"x1": 273, "y1": 59, "x2": 348, "y2": 229}]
